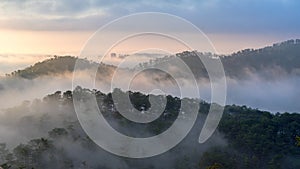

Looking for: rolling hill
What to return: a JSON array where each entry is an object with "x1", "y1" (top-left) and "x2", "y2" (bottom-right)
[{"x1": 139, "y1": 39, "x2": 300, "y2": 80}]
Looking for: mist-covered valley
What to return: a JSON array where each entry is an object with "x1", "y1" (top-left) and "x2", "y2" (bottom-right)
[
  {"x1": 0, "y1": 40, "x2": 300, "y2": 169},
  {"x1": 1, "y1": 40, "x2": 300, "y2": 112},
  {"x1": 2, "y1": 0, "x2": 300, "y2": 167}
]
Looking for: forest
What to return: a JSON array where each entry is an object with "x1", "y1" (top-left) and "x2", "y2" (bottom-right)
[{"x1": 0, "y1": 88, "x2": 299, "y2": 169}]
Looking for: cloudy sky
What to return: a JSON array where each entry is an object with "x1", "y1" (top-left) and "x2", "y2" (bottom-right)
[{"x1": 0, "y1": 0, "x2": 299, "y2": 55}]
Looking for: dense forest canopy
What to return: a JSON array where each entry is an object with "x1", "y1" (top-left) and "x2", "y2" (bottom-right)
[{"x1": 0, "y1": 88, "x2": 299, "y2": 169}]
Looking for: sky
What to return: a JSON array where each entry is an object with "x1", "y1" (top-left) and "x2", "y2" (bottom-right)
[
  {"x1": 0, "y1": 0, "x2": 300, "y2": 55},
  {"x1": 0, "y1": 0, "x2": 300, "y2": 113}
]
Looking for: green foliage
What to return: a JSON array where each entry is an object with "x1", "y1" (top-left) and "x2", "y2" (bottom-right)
[
  {"x1": 9, "y1": 56, "x2": 116, "y2": 79},
  {"x1": 205, "y1": 163, "x2": 222, "y2": 169},
  {"x1": 296, "y1": 136, "x2": 300, "y2": 147},
  {"x1": 140, "y1": 39, "x2": 300, "y2": 79},
  {"x1": 215, "y1": 105, "x2": 300, "y2": 168},
  {"x1": 199, "y1": 148, "x2": 238, "y2": 169},
  {"x1": 0, "y1": 163, "x2": 11, "y2": 169},
  {"x1": 0, "y1": 89, "x2": 300, "y2": 169}
]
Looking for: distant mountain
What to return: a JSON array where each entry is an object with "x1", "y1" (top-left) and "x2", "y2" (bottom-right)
[
  {"x1": 139, "y1": 39, "x2": 300, "y2": 80},
  {"x1": 7, "y1": 56, "x2": 116, "y2": 79},
  {"x1": 222, "y1": 39, "x2": 300, "y2": 79},
  {"x1": 6, "y1": 39, "x2": 300, "y2": 81}
]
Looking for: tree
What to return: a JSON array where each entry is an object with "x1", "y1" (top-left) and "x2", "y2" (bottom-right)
[
  {"x1": 296, "y1": 135, "x2": 300, "y2": 147},
  {"x1": 48, "y1": 128, "x2": 68, "y2": 139},
  {"x1": 0, "y1": 163, "x2": 11, "y2": 169},
  {"x1": 206, "y1": 163, "x2": 222, "y2": 169},
  {"x1": 199, "y1": 148, "x2": 238, "y2": 169},
  {"x1": 0, "y1": 144, "x2": 12, "y2": 167}
]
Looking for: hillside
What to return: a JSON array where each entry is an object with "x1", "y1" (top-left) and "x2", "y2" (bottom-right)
[
  {"x1": 0, "y1": 88, "x2": 299, "y2": 169},
  {"x1": 139, "y1": 39, "x2": 300, "y2": 79},
  {"x1": 6, "y1": 40, "x2": 300, "y2": 81},
  {"x1": 7, "y1": 56, "x2": 116, "y2": 79},
  {"x1": 222, "y1": 39, "x2": 300, "y2": 78}
]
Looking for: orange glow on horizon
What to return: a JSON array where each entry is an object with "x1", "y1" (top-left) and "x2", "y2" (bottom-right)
[
  {"x1": 0, "y1": 29, "x2": 297, "y2": 56},
  {"x1": 0, "y1": 29, "x2": 93, "y2": 55}
]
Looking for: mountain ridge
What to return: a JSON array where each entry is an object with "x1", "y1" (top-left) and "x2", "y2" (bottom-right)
[{"x1": 4, "y1": 39, "x2": 300, "y2": 80}]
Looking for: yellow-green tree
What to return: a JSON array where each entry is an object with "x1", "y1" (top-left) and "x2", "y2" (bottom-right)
[
  {"x1": 206, "y1": 163, "x2": 222, "y2": 169},
  {"x1": 296, "y1": 135, "x2": 300, "y2": 147}
]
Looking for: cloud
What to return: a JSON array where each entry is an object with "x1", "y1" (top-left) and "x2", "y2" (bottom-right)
[
  {"x1": 0, "y1": 54, "x2": 50, "y2": 75},
  {"x1": 0, "y1": 0, "x2": 299, "y2": 33}
]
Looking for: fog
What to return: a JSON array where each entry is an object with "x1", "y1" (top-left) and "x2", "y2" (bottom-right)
[
  {"x1": 0, "y1": 54, "x2": 51, "y2": 76},
  {"x1": 0, "y1": 72, "x2": 228, "y2": 169},
  {"x1": 226, "y1": 76, "x2": 300, "y2": 113},
  {"x1": 0, "y1": 57, "x2": 299, "y2": 168},
  {"x1": 0, "y1": 64, "x2": 299, "y2": 148},
  {"x1": 102, "y1": 52, "x2": 166, "y2": 68},
  {"x1": 1, "y1": 64, "x2": 299, "y2": 114},
  {"x1": 196, "y1": 75, "x2": 300, "y2": 113}
]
